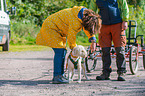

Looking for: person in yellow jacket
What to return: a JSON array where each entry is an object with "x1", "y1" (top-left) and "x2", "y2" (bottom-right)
[{"x1": 36, "y1": 6, "x2": 102, "y2": 84}]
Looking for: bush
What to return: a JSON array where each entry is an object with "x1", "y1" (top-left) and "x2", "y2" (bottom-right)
[
  {"x1": 7, "y1": 0, "x2": 145, "y2": 45},
  {"x1": 127, "y1": 5, "x2": 145, "y2": 41},
  {"x1": 10, "y1": 20, "x2": 41, "y2": 45}
]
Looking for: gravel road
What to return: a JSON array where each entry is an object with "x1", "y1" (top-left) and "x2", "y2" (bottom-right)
[{"x1": 0, "y1": 49, "x2": 145, "y2": 96}]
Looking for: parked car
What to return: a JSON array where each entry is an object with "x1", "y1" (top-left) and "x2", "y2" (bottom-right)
[{"x1": 0, "y1": 0, "x2": 15, "y2": 51}]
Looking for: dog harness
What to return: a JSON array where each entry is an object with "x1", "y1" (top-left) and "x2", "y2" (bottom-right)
[{"x1": 68, "y1": 54, "x2": 80, "y2": 69}]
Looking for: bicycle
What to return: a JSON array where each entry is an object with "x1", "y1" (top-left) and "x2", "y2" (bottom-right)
[{"x1": 85, "y1": 20, "x2": 145, "y2": 74}]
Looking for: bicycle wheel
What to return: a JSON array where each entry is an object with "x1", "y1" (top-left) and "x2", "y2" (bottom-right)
[
  {"x1": 85, "y1": 46, "x2": 98, "y2": 73},
  {"x1": 143, "y1": 54, "x2": 145, "y2": 69},
  {"x1": 129, "y1": 46, "x2": 138, "y2": 74}
]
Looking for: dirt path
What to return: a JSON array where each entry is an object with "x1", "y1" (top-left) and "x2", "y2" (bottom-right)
[{"x1": 0, "y1": 50, "x2": 145, "y2": 96}]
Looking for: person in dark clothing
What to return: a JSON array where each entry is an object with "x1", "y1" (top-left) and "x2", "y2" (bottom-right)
[{"x1": 89, "y1": 0, "x2": 129, "y2": 81}]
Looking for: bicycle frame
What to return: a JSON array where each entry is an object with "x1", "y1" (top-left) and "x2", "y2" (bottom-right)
[{"x1": 85, "y1": 20, "x2": 145, "y2": 74}]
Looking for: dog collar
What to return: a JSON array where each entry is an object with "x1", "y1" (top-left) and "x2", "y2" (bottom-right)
[
  {"x1": 70, "y1": 51, "x2": 78, "y2": 58},
  {"x1": 68, "y1": 54, "x2": 80, "y2": 69}
]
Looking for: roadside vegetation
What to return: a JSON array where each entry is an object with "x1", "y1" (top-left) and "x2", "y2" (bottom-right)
[{"x1": 7, "y1": 0, "x2": 145, "y2": 46}]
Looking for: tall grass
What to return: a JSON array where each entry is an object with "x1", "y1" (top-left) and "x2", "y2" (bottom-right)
[
  {"x1": 10, "y1": 20, "x2": 41, "y2": 45},
  {"x1": 10, "y1": 5, "x2": 145, "y2": 46},
  {"x1": 10, "y1": 21, "x2": 93, "y2": 46}
]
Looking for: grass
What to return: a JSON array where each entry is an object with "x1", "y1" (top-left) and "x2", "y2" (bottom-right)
[
  {"x1": 0, "y1": 41, "x2": 144, "y2": 52},
  {"x1": 0, "y1": 42, "x2": 91, "y2": 52},
  {"x1": 0, "y1": 45, "x2": 52, "y2": 52}
]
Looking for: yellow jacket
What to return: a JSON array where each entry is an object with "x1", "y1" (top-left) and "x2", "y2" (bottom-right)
[{"x1": 36, "y1": 6, "x2": 95, "y2": 49}]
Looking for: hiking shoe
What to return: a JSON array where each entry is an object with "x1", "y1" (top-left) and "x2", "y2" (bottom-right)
[
  {"x1": 117, "y1": 74, "x2": 125, "y2": 81},
  {"x1": 52, "y1": 75, "x2": 69, "y2": 84},
  {"x1": 96, "y1": 73, "x2": 110, "y2": 80}
]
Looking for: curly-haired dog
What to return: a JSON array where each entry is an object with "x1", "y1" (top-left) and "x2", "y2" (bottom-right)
[{"x1": 67, "y1": 45, "x2": 89, "y2": 83}]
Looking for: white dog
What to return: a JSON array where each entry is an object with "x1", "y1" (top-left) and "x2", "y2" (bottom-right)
[{"x1": 67, "y1": 45, "x2": 89, "y2": 83}]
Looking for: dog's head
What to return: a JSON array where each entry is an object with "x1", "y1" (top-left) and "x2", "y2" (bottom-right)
[{"x1": 72, "y1": 45, "x2": 87, "y2": 58}]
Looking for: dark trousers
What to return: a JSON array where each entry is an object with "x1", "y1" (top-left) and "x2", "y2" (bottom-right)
[{"x1": 102, "y1": 47, "x2": 126, "y2": 74}]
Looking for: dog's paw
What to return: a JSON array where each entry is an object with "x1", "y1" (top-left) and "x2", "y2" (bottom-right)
[
  {"x1": 69, "y1": 79, "x2": 73, "y2": 83},
  {"x1": 86, "y1": 78, "x2": 90, "y2": 81},
  {"x1": 70, "y1": 79, "x2": 73, "y2": 81},
  {"x1": 77, "y1": 80, "x2": 81, "y2": 83}
]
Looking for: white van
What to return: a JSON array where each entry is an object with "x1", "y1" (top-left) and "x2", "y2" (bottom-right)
[{"x1": 0, "y1": 0, "x2": 15, "y2": 51}]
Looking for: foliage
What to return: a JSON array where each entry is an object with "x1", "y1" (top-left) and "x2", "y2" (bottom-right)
[
  {"x1": 127, "y1": 5, "x2": 145, "y2": 39},
  {"x1": 10, "y1": 20, "x2": 41, "y2": 45},
  {"x1": 6, "y1": 0, "x2": 145, "y2": 45}
]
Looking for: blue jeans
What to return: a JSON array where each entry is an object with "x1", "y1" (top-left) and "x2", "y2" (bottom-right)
[{"x1": 52, "y1": 48, "x2": 67, "y2": 77}]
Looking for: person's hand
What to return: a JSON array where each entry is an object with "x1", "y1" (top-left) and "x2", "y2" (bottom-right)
[
  {"x1": 122, "y1": 21, "x2": 128, "y2": 30},
  {"x1": 90, "y1": 40, "x2": 96, "y2": 53}
]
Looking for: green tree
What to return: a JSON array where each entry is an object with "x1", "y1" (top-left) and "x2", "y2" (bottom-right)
[{"x1": 6, "y1": 0, "x2": 145, "y2": 45}]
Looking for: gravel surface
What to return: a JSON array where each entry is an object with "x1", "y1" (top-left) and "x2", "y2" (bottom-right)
[{"x1": 0, "y1": 50, "x2": 145, "y2": 96}]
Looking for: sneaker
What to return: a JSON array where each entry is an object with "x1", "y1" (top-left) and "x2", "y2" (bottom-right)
[
  {"x1": 96, "y1": 73, "x2": 110, "y2": 80},
  {"x1": 52, "y1": 75, "x2": 69, "y2": 84},
  {"x1": 117, "y1": 74, "x2": 125, "y2": 81},
  {"x1": 62, "y1": 74, "x2": 68, "y2": 80}
]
